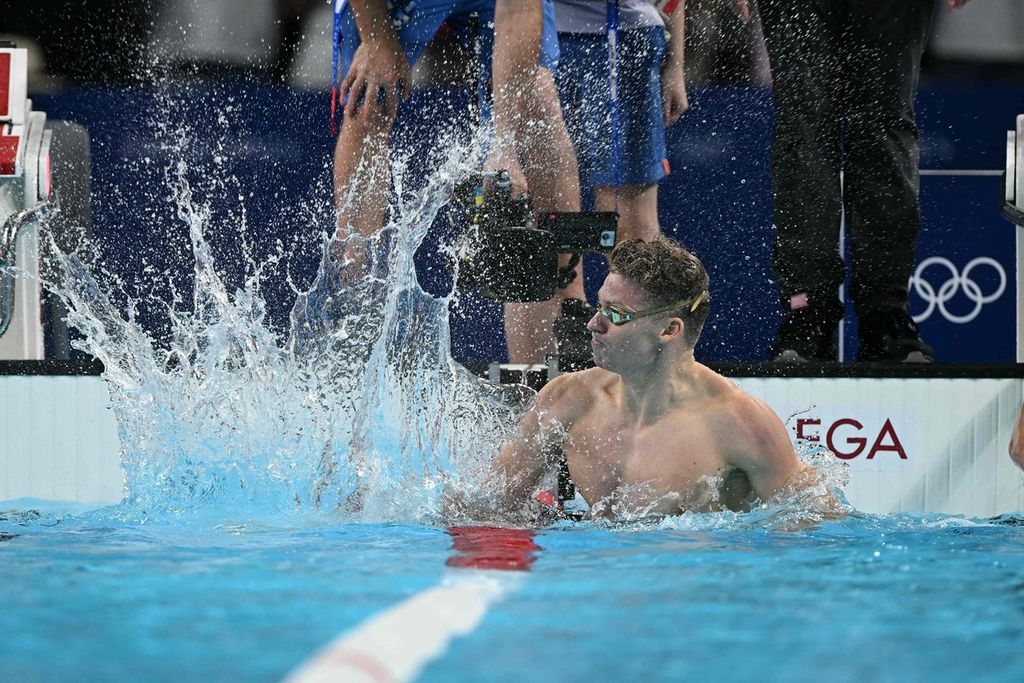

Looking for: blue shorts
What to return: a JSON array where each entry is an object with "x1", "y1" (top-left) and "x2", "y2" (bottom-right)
[
  {"x1": 340, "y1": 1, "x2": 561, "y2": 86},
  {"x1": 556, "y1": 26, "x2": 668, "y2": 187}
]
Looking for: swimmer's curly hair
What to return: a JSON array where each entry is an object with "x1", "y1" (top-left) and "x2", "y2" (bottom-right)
[{"x1": 609, "y1": 236, "x2": 711, "y2": 346}]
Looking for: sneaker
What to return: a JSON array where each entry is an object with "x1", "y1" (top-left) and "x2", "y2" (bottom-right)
[
  {"x1": 554, "y1": 298, "x2": 595, "y2": 371},
  {"x1": 857, "y1": 309, "x2": 933, "y2": 363},
  {"x1": 770, "y1": 294, "x2": 842, "y2": 363}
]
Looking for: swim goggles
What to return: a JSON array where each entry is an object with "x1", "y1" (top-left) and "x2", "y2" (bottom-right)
[{"x1": 598, "y1": 291, "x2": 709, "y2": 326}]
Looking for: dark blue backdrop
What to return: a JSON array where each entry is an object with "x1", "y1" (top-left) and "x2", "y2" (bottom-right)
[{"x1": 37, "y1": 80, "x2": 1022, "y2": 363}]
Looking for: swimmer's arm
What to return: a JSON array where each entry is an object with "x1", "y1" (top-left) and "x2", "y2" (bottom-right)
[
  {"x1": 1010, "y1": 402, "x2": 1024, "y2": 471},
  {"x1": 442, "y1": 402, "x2": 558, "y2": 523},
  {"x1": 486, "y1": 376, "x2": 577, "y2": 510},
  {"x1": 442, "y1": 375, "x2": 585, "y2": 522},
  {"x1": 492, "y1": 0, "x2": 542, "y2": 144},
  {"x1": 726, "y1": 397, "x2": 842, "y2": 512}
]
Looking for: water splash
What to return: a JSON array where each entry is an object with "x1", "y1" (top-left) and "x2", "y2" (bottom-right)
[
  {"x1": 44, "y1": 115, "x2": 529, "y2": 525},
  {"x1": 530, "y1": 434, "x2": 852, "y2": 532}
]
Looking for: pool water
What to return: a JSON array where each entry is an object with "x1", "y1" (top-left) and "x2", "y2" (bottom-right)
[{"x1": 3, "y1": 508, "x2": 1023, "y2": 682}]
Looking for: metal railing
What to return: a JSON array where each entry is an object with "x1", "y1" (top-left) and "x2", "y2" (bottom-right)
[{"x1": 0, "y1": 200, "x2": 52, "y2": 338}]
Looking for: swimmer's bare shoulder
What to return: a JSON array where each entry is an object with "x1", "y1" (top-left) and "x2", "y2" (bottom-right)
[
  {"x1": 706, "y1": 375, "x2": 842, "y2": 516},
  {"x1": 704, "y1": 375, "x2": 808, "y2": 500},
  {"x1": 534, "y1": 366, "x2": 611, "y2": 424}
]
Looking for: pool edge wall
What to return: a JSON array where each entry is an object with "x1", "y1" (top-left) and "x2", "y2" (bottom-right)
[
  {"x1": 1, "y1": 368, "x2": 1022, "y2": 517},
  {"x1": 0, "y1": 371, "x2": 122, "y2": 505}
]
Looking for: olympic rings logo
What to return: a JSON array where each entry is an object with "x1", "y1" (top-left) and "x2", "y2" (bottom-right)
[{"x1": 908, "y1": 256, "x2": 1007, "y2": 324}]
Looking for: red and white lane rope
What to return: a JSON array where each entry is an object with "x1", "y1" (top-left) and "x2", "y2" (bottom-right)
[{"x1": 284, "y1": 527, "x2": 539, "y2": 683}]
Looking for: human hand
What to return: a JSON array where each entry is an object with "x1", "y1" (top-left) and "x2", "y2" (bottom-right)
[
  {"x1": 946, "y1": 0, "x2": 972, "y2": 8},
  {"x1": 439, "y1": 480, "x2": 511, "y2": 526},
  {"x1": 440, "y1": 485, "x2": 475, "y2": 522},
  {"x1": 661, "y1": 62, "x2": 689, "y2": 127},
  {"x1": 341, "y1": 38, "x2": 412, "y2": 122},
  {"x1": 724, "y1": 0, "x2": 751, "y2": 24},
  {"x1": 483, "y1": 144, "x2": 528, "y2": 199}
]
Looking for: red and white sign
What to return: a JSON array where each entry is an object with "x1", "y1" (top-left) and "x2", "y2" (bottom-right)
[
  {"x1": 796, "y1": 417, "x2": 908, "y2": 460},
  {"x1": 0, "y1": 52, "x2": 10, "y2": 119},
  {"x1": 734, "y1": 376, "x2": 1024, "y2": 516},
  {"x1": 0, "y1": 48, "x2": 29, "y2": 177},
  {"x1": 0, "y1": 49, "x2": 27, "y2": 125}
]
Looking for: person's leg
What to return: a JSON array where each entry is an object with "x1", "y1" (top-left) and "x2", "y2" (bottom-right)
[
  {"x1": 533, "y1": 25, "x2": 667, "y2": 368},
  {"x1": 505, "y1": 65, "x2": 585, "y2": 364},
  {"x1": 518, "y1": 67, "x2": 583, "y2": 291},
  {"x1": 334, "y1": 111, "x2": 394, "y2": 241},
  {"x1": 759, "y1": 0, "x2": 845, "y2": 361},
  {"x1": 593, "y1": 184, "x2": 659, "y2": 242},
  {"x1": 588, "y1": 25, "x2": 668, "y2": 244},
  {"x1": 332, "y1": 2, "x2": 456, "y2": 266},
  {"x1": 495, "y1": 0, "x2": 586, "y2": 364},
  {"x1": 843, "y1": 0, "x2": 935, "y2": 361},
  {"x1": 577, "y1": 26, "x2": 671, "y2": 244}
]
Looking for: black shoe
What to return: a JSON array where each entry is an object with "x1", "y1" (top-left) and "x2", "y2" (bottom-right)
[
  {"x1": 554, "y1": 298, "x2": 595, "y2": 371},
  {"x1": 770, "y1": 295, "x2": 842, "y2": 363},
  {"x1": 857, "y1": 309, "x2": 933, "y2": 363}
]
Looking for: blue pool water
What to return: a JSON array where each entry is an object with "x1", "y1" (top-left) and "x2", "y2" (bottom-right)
[{"x1": 2, "y1": 509, "x2": 1023, "y2": 682}]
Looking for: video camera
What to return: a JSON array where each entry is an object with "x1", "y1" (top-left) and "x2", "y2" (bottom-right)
[{"x1": 449, "y1": 171, "x2": 617, "y2": 302}]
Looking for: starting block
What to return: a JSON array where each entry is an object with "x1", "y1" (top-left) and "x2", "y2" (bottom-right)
[{"x1": 0, "y1": 45, "x2": 53, "y2": 359}]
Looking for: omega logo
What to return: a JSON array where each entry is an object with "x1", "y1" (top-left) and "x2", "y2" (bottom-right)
[{"x1": 796, "y1": 418, "x2": 908, "y2": 460}]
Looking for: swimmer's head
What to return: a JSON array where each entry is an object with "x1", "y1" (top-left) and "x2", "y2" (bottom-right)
[{"x1": 608, "y1": 237, "x2": 711, "y2": 348}]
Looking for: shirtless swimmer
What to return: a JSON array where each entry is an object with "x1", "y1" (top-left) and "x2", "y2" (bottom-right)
[{"x1": 470, "y1": 237, "x2": 839, "y2": 521}]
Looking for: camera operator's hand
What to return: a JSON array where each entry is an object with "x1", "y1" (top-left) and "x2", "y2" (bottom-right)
[
  {"x1": 483, "y1": 146, "x2": 528, "y2": 199},
  {"x1": 661, "y1": 60, "x2": 689, "y2": 127},
  {"x1": 342, "y1": 3, "x2": 412, "y2": 123},
  {"x1": 662, "y1": 0, "x2": 689, "y2": 128}
]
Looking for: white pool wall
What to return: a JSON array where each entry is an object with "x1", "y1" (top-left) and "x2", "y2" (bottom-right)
[{"x1": 1, "y1": 374, "x2": 1022, "y2": 516}]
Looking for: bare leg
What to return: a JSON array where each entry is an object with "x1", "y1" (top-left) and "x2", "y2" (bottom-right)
[
  {"x1": 593, "y1": 184, "x2": 660, "y2": 243},
  {"x1": 333, "y1": 110, "x2": 396, "y2": 270},
  {"x1": 504, "y1": 68, "x2": 585, "y2": 363}
]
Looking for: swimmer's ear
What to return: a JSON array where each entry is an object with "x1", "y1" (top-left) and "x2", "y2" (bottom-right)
[{"x1": 660, "y1": 317, "x2": 684, "y2": 342}]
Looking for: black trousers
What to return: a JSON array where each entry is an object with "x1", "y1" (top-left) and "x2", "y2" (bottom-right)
[{"x1": 758, "y1": 0, "x2": 935, "y2": 316}]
